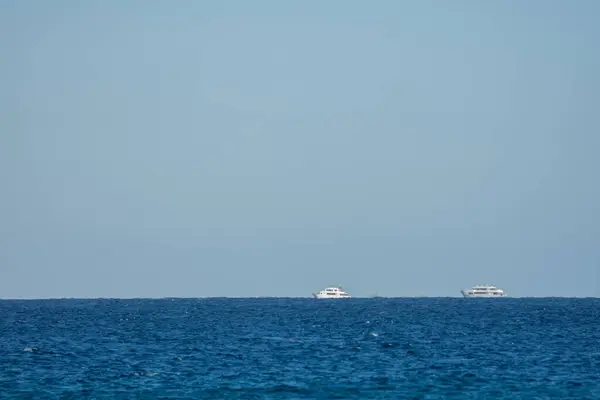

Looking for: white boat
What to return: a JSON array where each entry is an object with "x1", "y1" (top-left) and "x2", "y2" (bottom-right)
[
  {"x1": 312, "y1": 286, "x2": 351, "y2": 299},
  {"x1": 461, "y1": 285, "x2": 506, "y2": 298}
]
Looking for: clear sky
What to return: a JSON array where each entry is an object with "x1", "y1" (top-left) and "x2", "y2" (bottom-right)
[{"x1": 2, "y1": 1, "x2": 599, "y2": 298}]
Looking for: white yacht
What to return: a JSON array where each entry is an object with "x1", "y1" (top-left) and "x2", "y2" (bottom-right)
[
  {"x1": 312, "y1": 286, "x2": 351, "y2": 299},
  {"x1": 461, "y1": 285, "x2": 506, "y2": 298}
]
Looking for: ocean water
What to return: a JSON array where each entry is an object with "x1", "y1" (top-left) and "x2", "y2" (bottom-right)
[{"x1": 0, "y1": 298, "x2": 599, "y2": 399}]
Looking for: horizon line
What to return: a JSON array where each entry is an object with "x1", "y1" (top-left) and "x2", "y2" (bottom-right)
[{"x1": 1, "y1": 296, "x2": 598, "y2": 300}]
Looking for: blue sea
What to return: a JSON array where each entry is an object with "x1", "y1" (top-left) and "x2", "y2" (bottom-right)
[{"x1": 1, "y1": 298, "x2": 599, "y2": 399}]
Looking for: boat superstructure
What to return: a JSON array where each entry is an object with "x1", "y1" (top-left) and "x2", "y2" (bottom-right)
[
  {"x1": 461, "y1": 285, "x2": 506, "y2": 298},
  {"x1": 312, "y1": 286, "x2": 351, "y2": 299}
]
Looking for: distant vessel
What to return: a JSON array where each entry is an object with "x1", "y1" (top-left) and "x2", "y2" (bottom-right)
[
  {"x1": 461, "y1": 285, "x2": 506, "y2": 298},
  {"x1": 313, "y1": 286, "x2": 351, "y2": 299}
]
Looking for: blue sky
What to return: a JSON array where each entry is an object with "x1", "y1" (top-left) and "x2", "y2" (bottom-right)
[{"x1": 2, "y1": 1, "x2": 599, "y2": 298}]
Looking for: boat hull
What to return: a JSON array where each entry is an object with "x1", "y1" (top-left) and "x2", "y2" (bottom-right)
[
  {"x1": 313, "y1": 293, "x2": 351, "y2": 299},
  {"x1": 461, "y1": 290, "x2": 506, "y2": 298}
]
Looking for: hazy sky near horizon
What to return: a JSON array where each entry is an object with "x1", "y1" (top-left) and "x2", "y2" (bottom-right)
[{"x1": 2, "y1": 1, "x2": 599, "y2": 298}]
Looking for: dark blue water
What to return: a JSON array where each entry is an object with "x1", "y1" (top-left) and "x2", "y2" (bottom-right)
[{"x1": 1, "y1": 298, "x2": 599, "y2": 399}]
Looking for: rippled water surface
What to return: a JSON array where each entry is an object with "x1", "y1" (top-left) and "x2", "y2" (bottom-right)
[{"x1": 1, "y1": 298, "x2": 599, "y2": 399}]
